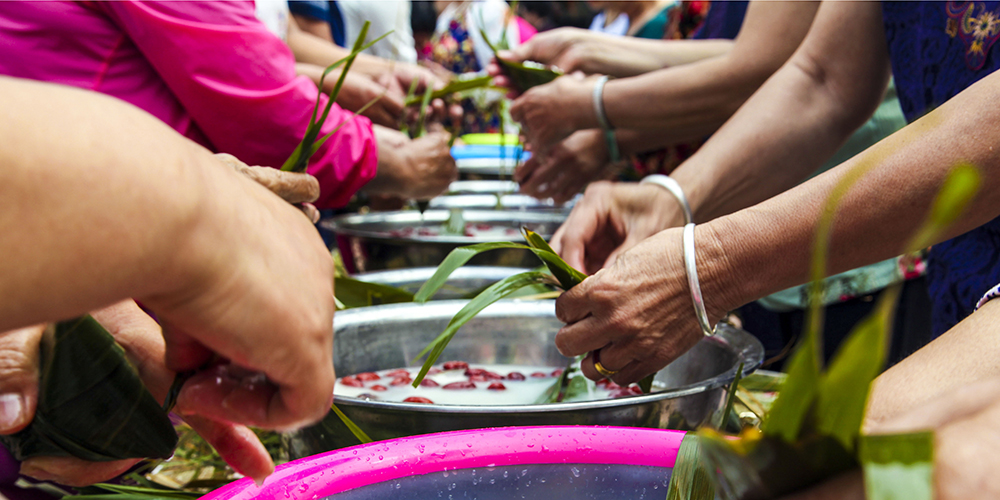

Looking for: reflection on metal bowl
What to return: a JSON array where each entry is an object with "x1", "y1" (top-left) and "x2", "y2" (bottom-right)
[
  {"x1": 457, "y1": 157, "x2": 521, "y2": 180},
  {"x1": 355, "y1": 266, "x2": 529, "y2": 300},
  {"x1": 429, "y1": 193, "x2": 572, "y2": 212},
  {"x1": 284, "y1": 300, "x2": 764, "y2": 458},
  {"x1": 447, "y1": 180, "x2": 520, "y2": 194},
  {"x1": 322, "y1": 210, "x2": 566, "y2": 273}
]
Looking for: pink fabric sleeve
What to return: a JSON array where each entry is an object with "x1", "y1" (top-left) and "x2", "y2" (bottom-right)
[{"x1": 98, "y1": 1, "x2": 377, "y2": 208}]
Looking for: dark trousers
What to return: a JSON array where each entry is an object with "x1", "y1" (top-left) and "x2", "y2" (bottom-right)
[{"x1": 736, "y1": 277, "x2": 933, "y2": 371}]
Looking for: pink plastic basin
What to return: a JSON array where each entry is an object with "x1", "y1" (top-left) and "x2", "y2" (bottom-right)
[{"x1": 202, "y1": 426, "x2": 686, "y2": 500}]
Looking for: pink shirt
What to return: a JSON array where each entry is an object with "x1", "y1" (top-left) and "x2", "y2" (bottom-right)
[{"x1": 0, "y1": 1, "x2": 376, "y2": 208}]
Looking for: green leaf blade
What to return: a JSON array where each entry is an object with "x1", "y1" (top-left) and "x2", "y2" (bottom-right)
[
  {"x1": 412, "y1": 241, "x2": 533, "y2": 302},
  {"x1": 330, "y1": 403, "x2": 372, "y2": 444}
]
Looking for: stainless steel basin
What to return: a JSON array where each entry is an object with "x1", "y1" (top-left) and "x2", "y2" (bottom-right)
[
  {"x1": 322, "y1": 210, "x2": 566, "y2": 273},
  {"x1": 284, "y1": 300, "x2": 764, "y2": 458}
]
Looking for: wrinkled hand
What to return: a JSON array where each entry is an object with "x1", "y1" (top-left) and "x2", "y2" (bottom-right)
[
  {"x1": 510, "y1": 73, "x2": 596, "y2": 156},
  {"x1": 144, "y1": 162, "x2": 335, "y2": 433},
  {"x1": 372, "y1": 130, "x2": 458, "y2": 200},
  {"x1": 1, "y1": 302, "x2": 274, "y2": 486},
  {"x1": 214, "y1": 153, "x2": 321, "y2": 223},
  {"x1": 295, "y1": 62, "x2": 405, "y2": 128},
  {"x1": 516, "y1": 129, "x2": 618, "y2": 204},
  {"x1": 551, "y1": 181, "x2": 686, "y2": 274},
  {"x1": 488, "y1": 28, "x2": 590, "y2": 93},
  {"x1": 554, "y1": 227, "x2": 723, "y2": 385}
]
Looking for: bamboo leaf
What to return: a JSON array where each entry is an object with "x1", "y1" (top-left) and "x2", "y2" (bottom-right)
[
  {"x1": 721, "y1": 363, "x2": 745, "y2": 431},
  {"x1": 411, "y1": 272, "x2": 551, "y2": 386},
  {"x1": 761, "y1": 331, "x2": 820, "y2": 442},
  {"x1": 310, "y1": 92, "x2": 387, "y2": 155},
  {"x1": 281, "y1": 23, "x2": 391, "y2": 172},
  {"x1": 859, "y1": 432, "x2": 934, "y2": 500},
  {"x1": 335, "y1": 276, "x2": 414, "y2": 308},
  {"x1": 480, "y1": 28, "x2": 562, "y2": 93},
  {"x1": 523, "y1": 228, "x2": 587, "y2": 289},
  {"x1": 638, "y1": 373, "x2": 655, "y2": 394},
  {"x1": 412, "y1": 241, "x2": 535, "y2": 302},
  {"x1": 666, "y1": 433, "x2": 715, "y2": 500},
  {"x1": 815, "y1": 288, "x2": 898, "y2": 451},
  {"x1": 330, "y1": 403, "x2": 372, "y2": 444},
  {"x1": 403, "y1": 75, "x2": 494, "y2": 106}
]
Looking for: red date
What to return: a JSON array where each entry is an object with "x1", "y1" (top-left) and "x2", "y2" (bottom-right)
[
  {"x1": 340, "y1": 376, "x2": 364, "y2": 387},
  {"x1": 551, "y1": 369, "x2": 564, "y2": 377},
  {"x1": 370, "y1": 385, "x2": 388, "y2": 391},
  {"x1": 404, "y1": 397, "x2": 434, "y2": 404},
  {"x1": 443, "y1": 381, "x2": 476, "y2": 390},
  {"x1": 488, "y1": 382, "x2": 506, "y2": 390},
  {"x1": 391, "y1": 376, "x2": 413, "y2": 386},
  {"x1": 419, "y1": 378, "x2": 440, "y2": 387},
  {"x1": 469, "y1": 374, "x2": 488, "y2": 382},
  {"x1": 530, "y1": 372, "x2": 549, "y2": 378},
  {"x1": 506, "y1": 371, "x2": 526, "y2": 381},
  {"x1": 443, "y1": 361, "x2": 469, "y2": 370},
  {"x1": 386, "y1": 369, "x2": 410, "y2": 377},
  {"x1": 427, "y1": 367, "x2": 443, "y2": 375},
  {"x1": 356, "y1": 372, "x2": 381, "y2": 381}
]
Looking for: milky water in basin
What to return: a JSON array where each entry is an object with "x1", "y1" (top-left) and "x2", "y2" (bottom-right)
[{"x1": 319, "y1": 463, "x2": 672, "y2": 500}]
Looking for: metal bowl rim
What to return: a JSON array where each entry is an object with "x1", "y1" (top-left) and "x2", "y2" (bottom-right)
[
  {"x1": 333, "y1": 300, "x2": 764, "y2": 414},
  {"x1": 320, "y1": 210, "x2": 566, "y2": 244}
]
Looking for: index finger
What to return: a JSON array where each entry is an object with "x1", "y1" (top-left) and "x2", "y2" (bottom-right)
[{"x1": 552, "y1": 203, "x2": 602, "y2": 272}]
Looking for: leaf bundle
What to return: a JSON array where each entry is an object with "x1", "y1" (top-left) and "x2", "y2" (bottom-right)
[
  {"x1": 0, "y1": 316, "x2": 177, "y2": 461},
  {"x1": 480, "y1": 29, "x2": 562, "y2": 93},
  {"x1": 281, "y1": 22, "x2": 390, "y2": 173}
]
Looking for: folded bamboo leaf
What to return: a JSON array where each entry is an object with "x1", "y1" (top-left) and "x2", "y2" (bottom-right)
[
  {"x1": 637, "y1": 373, "x2": 655, "y2": 394},
  {"x1": 522, "y1": 228, "x2": 587, "y2": 289},
  {"x1": 480, "y1": 29, "x2": 562, "y2": 93},
  {"x1": 335, "y1": 276, "x2": 414, "y2": 308},
  {"x1": 859, "y1": 431, "x2": 934, "y2": 500},
  {"x1": 0, "y1": 316, "x2": 177, "y2": 462},
  {"x1": 411, "y1": 271, "x2": 552, "y2": 386},
  {"x1": 331, "y1": 403, "x2": 372, "y2": 444},
  {"x1": 666, "y1": 433, "x2": 715, "y2": 500},
  {"x1": 281, "y1": 22, "x2": 391, "y2": 172}
]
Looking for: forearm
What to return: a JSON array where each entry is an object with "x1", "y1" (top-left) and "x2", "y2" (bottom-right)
[
  {"x1": 578, "y1": 36, "x2": 733, "y2": 77},
  {"x1": 699, "y1": 75, "x2": 1000, "y2": 316},
  {"x1": 0, "y1": 78, "x2": 224, "y2": 329},
  {"x1": 287, "y1": 21, "x2": 393, "y2": 80}
]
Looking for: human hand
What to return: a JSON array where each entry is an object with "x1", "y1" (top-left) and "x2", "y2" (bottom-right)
[
  {"x1": 553, "y1": 226, "x2": 728, "y2": 385},
  {"x1": 516, "y1": 129, "x2": 618, "y2": 204},
  {"x1": 2, "y1": 302, "x2": 274, "y2": 486},
  {"x1": 551, "y1": 181, "x2": 686, "y2": 274},
  {"x1": 142, "y1": 162, "x2": 335, "y2": 433},
  {"x1": 295, "y1": 62, "x2": 405, "y2": 128},
  {"x1": 370, "y1": 127, "x2": 458, "y2": 200},
  {"x1": 510, "y1": 73, "x2": 597, "y2": 156},
  {"x1": 214, "y1": 154, "x2": 321, "y2": 222}
]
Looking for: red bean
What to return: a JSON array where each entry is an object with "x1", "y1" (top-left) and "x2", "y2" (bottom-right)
[
  {"x1": 370, "y1": 385, "x2": 388, "y2": 391},
  {"x1": 404, "y1": 397, "x2": 434, "y2": 404},
  {"x1": 530, "y1": 372, "x2": 548, "y2": 378},
  {"x1": 488, "y1": 382, "x2": 506, "y2": 391},
  {"x1": 356, "y1": 372, "x2": 381, "y2": 381},
  {"x1": 443, "y1": 381, "x2": 476, "y2": 390},
  {"x1": 340, "y1": 376, "x2": 364, "y2": 388},
  {"x1": 506, "y1": 371, "x2": 526, "y2": 380},
  {"x1": 443, "y1": 361, "x2": 469, "y2": 370},
  {"x1": 420, "y1": 379, "x2": 440, "y2": 387},
  {"x1": 386, "y1": 369, "x2": 410, "y2": 377},
  {"x1": 486, "y1": 371, "x2": 504, "y2": 380},
  {"x1": 390, "y1": 376, "x2": 412, "y2": 386},
  {"x1": 465, "y1": 368, "x2": 487, "y2": 376},
  {"x1": 468, "y1": 374, "x2": 488, "y2": 382}
]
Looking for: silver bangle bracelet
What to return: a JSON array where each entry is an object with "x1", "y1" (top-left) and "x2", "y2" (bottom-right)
[
  {"x1": 640, "y1": 174, "x2": 693, "y2": 225},
  {"x1": 592, "y1": 75, "x2": 612, "y2": 131},
  {"x1": 683, "y1": 223, "x2": 716, "y2": 337}
]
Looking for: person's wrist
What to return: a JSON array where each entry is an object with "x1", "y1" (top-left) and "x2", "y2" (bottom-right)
[{"x1": 696, "y1": 220, "x2": 750, "y2": 321}]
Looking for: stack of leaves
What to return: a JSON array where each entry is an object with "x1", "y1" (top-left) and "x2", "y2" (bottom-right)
[{"x1": 667, "y1": 162, "x2": 981, "y2": 500}]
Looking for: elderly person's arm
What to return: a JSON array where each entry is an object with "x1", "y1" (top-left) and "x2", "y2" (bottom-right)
[
  {"x1": 552, "y1": 1, "x2": 1000, "y2": 383},
  {"x1": 509, "y1": 1, "x2": 821, "y2": 155}
]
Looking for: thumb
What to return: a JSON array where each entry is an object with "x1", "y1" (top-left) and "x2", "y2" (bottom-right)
[
  {"x1": 0, "y1": 325, "x2": 45, "y2": 435},
  {"x1": 602, "y1": 235, "x2": 643, "y2": 271}
]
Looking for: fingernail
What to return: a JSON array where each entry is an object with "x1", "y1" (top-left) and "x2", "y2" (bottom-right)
[{"x1": 0, "y1": 394, "x2": 25, "y2": 432}]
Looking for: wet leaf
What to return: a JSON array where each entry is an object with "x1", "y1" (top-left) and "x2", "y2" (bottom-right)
[{"x1": 666, "y1": 433, "x2": 715, "y2": 500}]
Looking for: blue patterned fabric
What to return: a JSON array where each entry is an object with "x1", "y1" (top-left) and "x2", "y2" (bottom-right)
[
  {"x1": 882, "y1": 1, "x2": 1000, "y2": 336},
  {"x1": 692, "y1": 1, "x2": 748, "y2": 40}
]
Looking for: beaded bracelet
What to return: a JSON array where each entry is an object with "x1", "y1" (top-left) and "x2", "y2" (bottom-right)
[{"x1": 683, "y1": 223, "x2": 716, "y2": 337}]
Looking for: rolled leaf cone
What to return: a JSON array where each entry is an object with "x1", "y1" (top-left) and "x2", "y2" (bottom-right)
[{"x1": 0, "y1": 316, "x2": 177, "y2": 461}]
